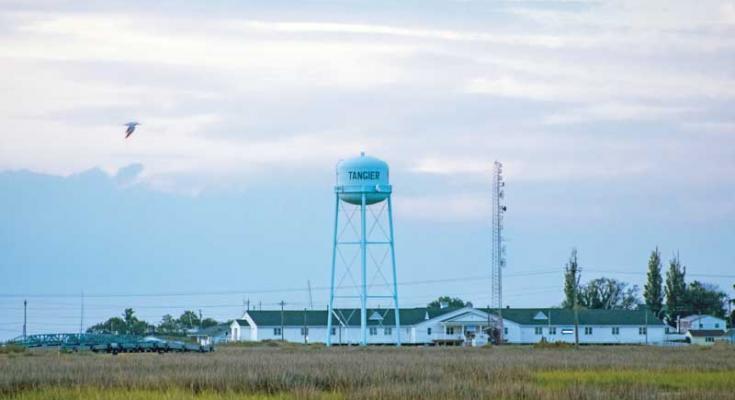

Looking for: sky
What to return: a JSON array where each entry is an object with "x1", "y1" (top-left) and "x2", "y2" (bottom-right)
[{"x1": 1, "y1": 0, "x2": 734, "y2": 340}]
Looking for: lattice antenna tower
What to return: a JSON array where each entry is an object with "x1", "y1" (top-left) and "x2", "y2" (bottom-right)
[{"x1": 491, "y1": 161, "x2": 507, "y2": 342}]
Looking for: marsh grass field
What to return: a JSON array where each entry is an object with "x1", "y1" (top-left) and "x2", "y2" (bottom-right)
[{"x1": 2, "y1": 343, "x2": 735, "y2": 399}]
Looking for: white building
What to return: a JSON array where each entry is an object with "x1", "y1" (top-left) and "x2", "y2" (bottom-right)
[
  {"x1": 674, "y1": 314, "x2": 729, "y2": 346},
  {"x1": 677, "y1": 314, "x2": 727, "y2": 334},
  {"x1": 686, "y1": 329, "x2": 728, "y2": 345},
  {"x1": 229, "y1": 306, "x2": 667, "y2": 345},
  {"x1": 189, "y1": 323, "x2": 230, "y2": 346}
]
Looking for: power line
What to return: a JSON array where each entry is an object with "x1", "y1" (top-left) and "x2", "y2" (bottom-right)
[
  {"x1": 4, "y1": 266, "x2": 731, "y2": 300},
  {"x1": 585, "y1": 270, "x2": 735, "y2": 279},
  {"x1": 0, "y1": 286, "x2": 562, "y2": 318},
  {"x1": 0, "y1": 269, "x2": 560, "y2": 299}
]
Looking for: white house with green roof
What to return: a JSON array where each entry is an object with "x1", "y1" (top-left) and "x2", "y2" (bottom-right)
[
  {"x1": 497, "y1": 308, "x2": 666, "y2": 345},
  {"x1": 229, "y1": 306, "x2": 667, "y2": 345}
]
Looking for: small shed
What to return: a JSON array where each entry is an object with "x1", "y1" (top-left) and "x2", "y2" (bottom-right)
[
  {"x1": 686, "y1": 329, "x2": 727, "y2": 345},
  {"x1": 189, "y1": 324, "x2": 230, "y2": 346}
]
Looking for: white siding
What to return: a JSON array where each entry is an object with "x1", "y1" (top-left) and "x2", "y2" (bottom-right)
[
  {"x1": 229, "y1": 321, "x2": 252, "y2": 342},
  {"x1": 691, "y1": 316, "x2": 726, "y2": 331},
  {"x1": 515, "y1": 325, "x2": 666, "y2": 344},
  {"x1": 228, "y1": 308, "x2": 669, "y2": 346}
]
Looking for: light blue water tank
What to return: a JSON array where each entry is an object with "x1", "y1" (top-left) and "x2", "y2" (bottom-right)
[{"x1": 336, "y1": 152, "x2": 391, "y2": 205}]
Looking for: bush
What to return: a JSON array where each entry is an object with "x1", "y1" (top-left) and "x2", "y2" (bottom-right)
[
  {"x1": 533, "y1": 339, "x2": 573, "y2": 349},
  {"x1": 0, "y1": 344, "x2": 26, "y2": 354}
]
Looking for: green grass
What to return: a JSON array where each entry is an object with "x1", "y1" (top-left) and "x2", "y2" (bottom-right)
[
  {"x1": 0, "y1": 344, "x2": 26, "y2": 354},
  {"x1": 536, "y1": 369, "x2": 735, "y2": 391},
  {"x1": 2, "y1": 345, "x2": 734, "y2": 399},
  {"x1": 4, "y1": 388, "x2": 342, "y2": 400}
]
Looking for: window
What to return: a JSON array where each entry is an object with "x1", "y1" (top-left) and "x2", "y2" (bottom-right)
[
  {"x1": 584, "y1": 327, "x2": 593, "y2": 335},
  {"x1": 549, "y1": 327, "x2": 556, "y2": 335},
  {"x1": 447, "y1": 327, "x2": 455, "y2": 335},
  {"x1": 504, "y1": 327, "x2": 508, "y2": 335},
  {"x1": 384, "y1": 327, "x2": 392, "y2": 335},
  {"x1": 715, "y1": 323, "x2": 720, "y2": 328},
  {"x1": 427, "y1": 328, "x2": 432, "y2": 335},
  {"x1": 273, "y1": 328, "x2": 282, "y2": 336},
  {"x1": 534, "y1": 327, "x2": 543, "y2": 335},
  {"x1": 330, "y1": 327, "x2": 336, "y2": 335},
  {"x1": 639, "y1": 327, "x2": 647, "y2": 335},
  {"x1": 300, "y1": 327, "x2": 309, "y2": 336},
  {"x1": 612, "y1": 327, "x2": 620, "y2": 335},
  {"x1": 369, "y1": 327, "x2": 378, "y2": 336},
  {"x1": 706, "y1": 337, "x2": 715, "y2": 343},
  {"x1": 699, "y1": 323, "x2": 703, "y2": 328}
]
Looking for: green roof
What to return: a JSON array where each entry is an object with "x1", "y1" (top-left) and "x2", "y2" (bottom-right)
[
  {"x1": 246, "y1": 307, "x2": 458, "y2": 327},
  {"x1": 241, "y1": 307, "x2": 664, "y2": 327},
  {"x1": 483, "y1": 308, "x2": 665, "y2": 326}
]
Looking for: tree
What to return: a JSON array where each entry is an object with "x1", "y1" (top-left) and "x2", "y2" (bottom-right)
[
  {"x1": 123, "y1": 308, "x2": 154, "y2": 335},
  {"x1": 87, "y1": 308, "x2": 153, "y2": 335},
  {"x1": 178, "y1": 310, "x2": 201, "y2": 330},
  {"x1": 577, "y1": 277, "x2": 640, "y2": 310},
  {"x1": 200, "y1": 318, "x2": 219, "y2": 329},
  {"x1": 428, "y1": 296, "x2": 467, "y2": 309},
  {"x1": 684, "y1": 281, "x2": 727, "y2": 319},
  {"x1": 562, "y1": 248, "x2": 580, "y2": 309},
  {"x1": 87, "y1": 317, "x2": 126, "y2": 334},
  {"x1": 156, "y1": 314, "x2": 181, "y2": 335},
  {"x1": 664, "y1": 254, "x2": 687, "y2": 326},
  {"x1": 644, "y1": 247, "x2": 663, "y2": 315}
]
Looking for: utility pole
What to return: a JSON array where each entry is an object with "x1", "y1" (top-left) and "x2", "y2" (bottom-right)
[
  {"x1": 199, "y1": 309, "x2": 203, "y2": 330},
  {"x1": 23, "y1": 299, "x2": 27, "y2": 341},
  {"x1": 307, "y1": 280, "x2": 313, "y2": 310},
  {"x1": 279, "y1": 301, "x2": 286, "y2": 341},
  {"x1": 303, "y1": 308, "x2": 308, "y2": 344},
  {"x1": 574, "y1": 273, "x2": 580, "y2": 348},
  {"x1": 79, "y1": 291, "x2": 84, "y2": 346},
  {"x1": 486, "y1": 304, "x2": 492, "y2": 343},
  {"x1": 491, "y1": 161, "x2": 507, "y2": 344}
]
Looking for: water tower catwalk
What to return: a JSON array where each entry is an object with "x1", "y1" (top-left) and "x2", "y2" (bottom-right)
[{"x1": 327, "y1": 153, "x2": 400, "y2": 346}]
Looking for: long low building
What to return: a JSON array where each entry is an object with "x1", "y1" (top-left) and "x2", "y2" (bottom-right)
[{"x1": 229, "y1": 306, "x2": 667, "y2": 345}]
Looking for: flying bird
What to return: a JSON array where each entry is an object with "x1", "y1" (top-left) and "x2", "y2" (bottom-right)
[{"x1": 124, "y1": 122, "x2": 140, "y2": 139}]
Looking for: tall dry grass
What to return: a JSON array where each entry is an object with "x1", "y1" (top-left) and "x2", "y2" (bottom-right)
[{"x1": 1, "y1": 345, "x2": 734, "y2": 399}]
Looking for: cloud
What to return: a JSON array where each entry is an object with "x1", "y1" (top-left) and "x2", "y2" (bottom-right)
[
  {"x1": 114, "y1": 163, "x2": 144, "y2": 186},
  {"x1": 4, "y1": 13, "x2": 413, "y2": 89},
  {"x1": 1, "y1": 2, "x2": 734, "y2": 196},
  {"x1": 395, "y1": 193, "x2": 487, "y2": 222},
  {"x1": 543, "y1": 103, "x2": 694, "y2": 125}
]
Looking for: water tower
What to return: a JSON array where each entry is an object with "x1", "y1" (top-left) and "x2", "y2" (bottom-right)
[{"x1": 327, "y1": 152, "x2": 400, "y2": 346}]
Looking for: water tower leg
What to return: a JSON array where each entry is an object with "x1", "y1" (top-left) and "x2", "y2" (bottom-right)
[
  {"x1": 360, "y1": 193, "x2": 367, "y2": 346},
  {"x1": 327, "y1": 194, "x2": 339, "y2": 347},
  {"x1": 388, "y1": 196, "x2": 401, "y2": 347}
]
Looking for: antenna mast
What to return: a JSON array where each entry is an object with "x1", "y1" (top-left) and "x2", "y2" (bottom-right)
[{"x1": 491, "y1": 161, "x2": 507, "y2": 343}]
